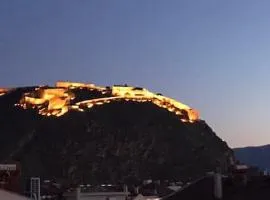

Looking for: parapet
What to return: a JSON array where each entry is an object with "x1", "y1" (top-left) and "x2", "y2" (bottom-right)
[
  {"x1": 56, "y1": 81, "x2": 106, "y2": 91},
  {"x1": 56, "y1": 81, "x2": 95, "y2": 89}
]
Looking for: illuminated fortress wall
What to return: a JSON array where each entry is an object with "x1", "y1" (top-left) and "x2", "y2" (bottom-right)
[
  {"x1": 56, "y1": 81, "x2": 96, "y2": 89},
  {"x1": 112, "y1": 86, "x2": 199, "y2": 121},
  {"x1": 0, "y1": 88, "x2": 9, "y2": 96},
  {"x1": 112, "y1": 86, "x2": 154, "y2": 98},
  {"x1": 18, "y1": 88, "x2": 74, "y2": 117},
  {"x1": 56, "y1": 81, "x2": 106, "y2": 91},
  {"x1": 15, "y1": 81, "x2": 199, "y2": 122}
]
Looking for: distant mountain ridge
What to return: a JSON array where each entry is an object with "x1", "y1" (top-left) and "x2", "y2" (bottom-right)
[{"x1": 234, "y1": 144, "x2": 270, "y2": 170}]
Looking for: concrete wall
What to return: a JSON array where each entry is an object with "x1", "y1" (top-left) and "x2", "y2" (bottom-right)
[
  {"x1": 64, "y1": 192, "x2": 129, "y2": 200},
  {"x1": 0, "y1": 190, "x2": 28, "y2": 200}
]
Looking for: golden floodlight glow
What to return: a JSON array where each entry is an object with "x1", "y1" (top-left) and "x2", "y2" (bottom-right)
[
  {"x1": 15, "y1": 81, "x2": 199, "y2": 122},
  {"x1": 17, "y1": 87, "x2": 73, "y2": 116},
  {"x1": 0, "y1": 88, "x2": 9, "y2": 96},
  {"x1": 56, "y1": 81, "x2": 106, "y2": 91}
]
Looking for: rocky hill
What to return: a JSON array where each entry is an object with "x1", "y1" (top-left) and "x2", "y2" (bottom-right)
[{"x1": 0, "y1": 81, "x2": 233, "y2": 186}]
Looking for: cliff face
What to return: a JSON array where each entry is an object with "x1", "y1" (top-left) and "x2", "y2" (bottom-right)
[{"x1": 0, "y1": 82, "x2": 232, "y2": 185}]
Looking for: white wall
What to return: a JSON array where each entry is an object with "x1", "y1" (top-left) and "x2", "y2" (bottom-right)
[{"x1": 0, "y1": 190, "x2": 28, "y2": 200}]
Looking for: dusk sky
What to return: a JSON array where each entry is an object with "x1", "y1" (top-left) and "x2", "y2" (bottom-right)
[{"x1": 1, "y1": 0, "x2": 270, "y2": 148}]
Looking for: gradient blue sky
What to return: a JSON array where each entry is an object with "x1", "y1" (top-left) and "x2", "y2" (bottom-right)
[{"x1": 1, "y1": 0, "x2": 270, "y2": 148}]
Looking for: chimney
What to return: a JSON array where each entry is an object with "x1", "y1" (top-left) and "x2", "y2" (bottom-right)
[
  {"x1": 213, "y1": 172, "x2": 222, "y2": 199},
  {"x1": 123, "y1": 184, "x2": 128, "y2": 193},
  {"x1": 135, "y1": 186, "x2": 139, "y2": 194},
  {"x1": 76, "y1": 186, "x2": 81, "y2": 200}
]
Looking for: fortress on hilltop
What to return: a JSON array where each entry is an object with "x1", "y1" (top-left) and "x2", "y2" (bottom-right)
[{"x1": 0, "y1": 81, "x2": 199, "y2": 122}]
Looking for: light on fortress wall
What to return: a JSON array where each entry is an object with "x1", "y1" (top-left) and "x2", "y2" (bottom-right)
[
  {"x1": 0, "y1": 88, "x2": 9, "y2": 96},
  {"x1": 14, "y1": 81, "x2": 199, "y2": 122}
]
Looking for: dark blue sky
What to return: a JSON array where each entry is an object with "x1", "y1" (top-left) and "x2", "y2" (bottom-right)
[{"x1": 1, "y1": 0, "x2": 270, "y2": 147}]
